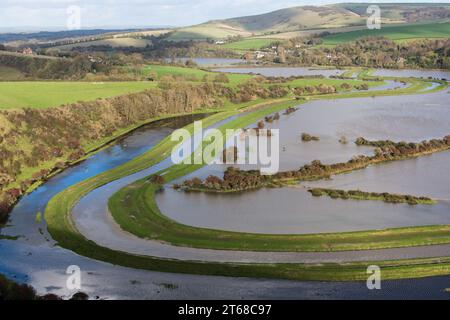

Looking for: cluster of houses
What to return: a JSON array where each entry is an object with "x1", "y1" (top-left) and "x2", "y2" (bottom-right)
[{"x1": 22, "y1": 47, "x2": 34, "y2": 55}]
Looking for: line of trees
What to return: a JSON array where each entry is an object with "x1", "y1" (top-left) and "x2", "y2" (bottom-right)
[
  {"x1": 267, "y1": 37, "x2": 450, "y2": 70},
  {"x1": 180, "y1": 135, "x2": 450, "y2": 193}
]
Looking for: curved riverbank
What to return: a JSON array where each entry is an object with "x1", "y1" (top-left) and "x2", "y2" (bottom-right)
[{"x1": 39, "y1": 74, "x2": 445, "y2": 279}]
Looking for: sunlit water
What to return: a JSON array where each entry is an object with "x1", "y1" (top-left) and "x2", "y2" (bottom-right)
[
  {"x1": 213, "y1": 67, "x2": 344, "y2": 78},
  {"x1": 157, "y1": 89, "x2": 450, "y2": 234},
  {"x1": 1, "y1": 68, "x2": 450, "y2": 299}
]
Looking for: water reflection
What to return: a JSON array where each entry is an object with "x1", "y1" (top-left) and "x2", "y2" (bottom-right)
[{"x1": 157, "y1": 90, "x2": 450, "y2": 233}]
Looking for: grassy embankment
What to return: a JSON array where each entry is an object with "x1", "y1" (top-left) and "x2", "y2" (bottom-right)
[
  {"x1": 107, "y1": 74, "x2": 449, "y2": 253},
  {"x1": 110, "y1": 134, "x2": 450, "y2": 252}
]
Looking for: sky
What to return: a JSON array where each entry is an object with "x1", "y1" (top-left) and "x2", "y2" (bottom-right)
[{"x1": 0, "y1": 0, "x2": 449, "y2": 31}]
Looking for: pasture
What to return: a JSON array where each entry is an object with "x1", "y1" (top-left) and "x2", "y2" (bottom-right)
[
  {"x1": 0, "y1": 81, "x2": 157, "y2": 109},
  {"x1": 322, "y1": 21, "x2": 450, "y2": 45},
  {"x1": 221, "y1": 38, "x2": 278, "y2": 51}
]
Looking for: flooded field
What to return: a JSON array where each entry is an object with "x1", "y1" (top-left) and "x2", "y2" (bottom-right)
[
  {"x1": 213, "y1": 67, "x2": 344, "y2": 78},
  {"x1": 373, "y1": 69, "x2": 450, "y2": 80},
  {"x1": 1, "y1": 66, "x2": 450, "y2": 299},
  {"x1": 157, "y1": 89, "x2": 450, "y2": 233}
]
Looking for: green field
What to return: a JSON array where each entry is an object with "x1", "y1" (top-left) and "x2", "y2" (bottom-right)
[
  {"x1": 322, "y1": 21, "x2": 450, "y2": 45},
  {"x1": 0, "y1": 81, "x2": 157, "y2": 109},
  {"x1": 143, "y1": 64, "x2": 253, "y2": 87},
  {"x1": 55, "y1": 37, "x2": 153, "y2": 51},
  {"x1": 167, "y1": 23, "x2": 250, "y2": 41},
  {"x1": 144, "y1": 64, "x2": 210, "y2": 78},
  {"x1": 222, "y1": 38, "x2": 278, "y2": 51}
]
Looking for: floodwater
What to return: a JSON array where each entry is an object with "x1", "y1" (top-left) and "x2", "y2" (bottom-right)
[
  {"x1": 1, "y1": 67, "x2": 450, "y2": 299},
  {"x1": 373, "y1": 69, "x2": 450, "y2": 80},
  {"x1": 157, "y1": 89, "x2": 450, "y2": 234},
  {"x1": 165, "y1": 57, "x2": 245, "y2": 67},
  {"x1": 213, "y1": 67, "x2": 344, "y2": 78}
]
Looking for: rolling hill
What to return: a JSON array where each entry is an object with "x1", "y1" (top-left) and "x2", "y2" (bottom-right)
[
  {"x1": 168, "y1": 3, "x2": 450, "y2": 41},
  {"x1": 322, "y1": 21, "x2": 450, "y2": 45}
]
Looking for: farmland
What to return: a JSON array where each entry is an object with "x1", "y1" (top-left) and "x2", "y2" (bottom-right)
[
  {"x1": 0, "y1": 81, "x2": 157, "y2": 109},
  {"x1": 322, "y1": 21, "x2": 450, "y2": 45},
  {"x1": 221, "y1": 38, "x2": 278, "y2": 51},
  {"x1": 54, "y1": 37, "x2": 154, "y2": 51}
]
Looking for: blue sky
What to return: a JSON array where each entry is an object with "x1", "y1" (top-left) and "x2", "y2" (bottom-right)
[{"x1": 1, "y1": 0, "x2": 449, "y2": 31}]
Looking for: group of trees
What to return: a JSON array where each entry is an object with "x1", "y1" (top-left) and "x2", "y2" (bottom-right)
[
  {"x1": 180, "y1": 135, "x2": 450, "y2": 193},
  {"x1": 65, "y1": 33, "x2": 238, "y2": 59},
  {"x1": 301, "y1": 133, "x2": 320, "y2": 142},
  {"x1": 308, "y1": 188, "x2": 435, "y2": 205},
  {"x1": 267, "y1": 37, "x2": 450, "y2": 69},
  {"x1": 0, "y1": 52, "x2": 112, "y2": 80},
  {"x1": 181, "y1": 167, "x2": 269, "y2": 192},
  {"x1": 293, "y1": 84, "x2": 337, "y2": 95},
  {"x1": 228, "y1": 80, "x2": 290, "y2": 103}
]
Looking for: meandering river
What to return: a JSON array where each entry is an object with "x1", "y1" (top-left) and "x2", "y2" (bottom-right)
[{"x1": 1, "y1": 66, "x2": 450, "y2": 299}]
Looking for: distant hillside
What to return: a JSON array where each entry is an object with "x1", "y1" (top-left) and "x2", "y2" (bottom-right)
[
  {"x1": 168, "y1": 3, "x2": 450, "y2": 41},
  {"x1": 336, "y1": 3, "x2": 450, "y2": 23},
  {"x1": 322, "y1": 21, "x2": 450, "y2": 45}
]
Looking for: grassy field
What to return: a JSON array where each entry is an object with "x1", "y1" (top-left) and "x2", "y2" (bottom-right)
[
  {"x1": 0, "y1": 63, "x2": 250, "y2": 109},
  {"x1": 222, "y1": 38, "x2": 278, "y2": 51},
  {"x1": 0, "y1": 81, "x2": 158, "y2": 109},
  {"x1": 167, "y1": 23, "x2": 251, "y2": 41},
  {"x1": 55, "y1": 37, "x2": 153, "y2": 50},
  {"x1": 143, "y1": 64, "x2": 253, "y2": 87},
  {"x1": 322, "y1": 21, "x2": 450, "y2": 45},
  {"x1": 144, "y1": 64, "x2": 210, "y2": 78}
]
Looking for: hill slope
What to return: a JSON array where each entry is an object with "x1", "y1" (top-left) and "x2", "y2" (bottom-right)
[
  {"x1": 322, "y1": 21, "x2": 450, "y2": 45},
  {"x1": 168, "y1": 3, "x2": 450, "y2": 41}
]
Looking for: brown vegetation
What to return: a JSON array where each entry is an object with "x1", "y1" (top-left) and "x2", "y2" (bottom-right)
[
  {"x1": 0, "y1": 82, "x2": 229, "y2": 215},
  {"x1": 301, "y1": 133, "x2": 320, "y2": 142},
  {"x1": 181, "y1": 136, "x2": 450, "y2": 193},
  {"x1": 308, "y1": 188, "x2": 436, "y2": 205}
]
